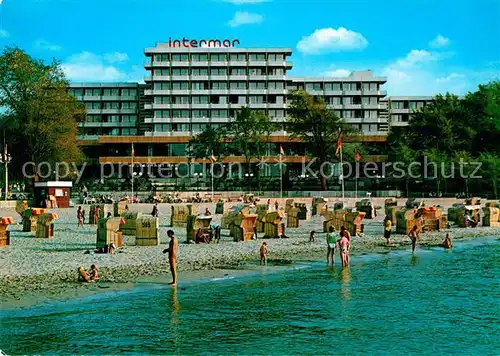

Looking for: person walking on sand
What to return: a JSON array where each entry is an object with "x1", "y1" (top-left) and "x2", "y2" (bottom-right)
[
  {"x1": 339, "y1": 232, "x2": 350, "y2": 268},
  {"x1": 408, "y1": 225, "x2": 419, "y2": 253},
  {"x1": 163, "y1": 230, "x2": 179, "y2": 286},
  {"x1": 260, "y1": 242, "x2": 268, "y2": 265},
  {"x1": 151, "y1": 203, "x2": 159, "y2": 217},
  {"x1": 384, "y1": 217, "x2": 392, "y2": 245},
  {"x1": 93, "y1": 207, "x2": 101, "y2": 226},
  {"x1": 326, "y1": 226, "x2": 337, "y2": 266},
  {"x1": 77, "y1": 206, "x2": 84, "y2": 227}
]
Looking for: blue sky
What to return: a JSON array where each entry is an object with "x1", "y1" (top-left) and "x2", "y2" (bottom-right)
[{"x1": 0, "y1": 0, "x2": 499, "y2": 95}]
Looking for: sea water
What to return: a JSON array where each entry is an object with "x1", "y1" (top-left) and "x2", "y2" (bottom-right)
[{"x1": 1, "y1": 237, "x2": 499, "y2": 355}]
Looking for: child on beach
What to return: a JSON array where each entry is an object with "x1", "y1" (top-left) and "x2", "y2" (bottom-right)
[
  {"x1": 77, "y1": 207, "x2": 84, "y2": 227},
  {"x1": 260, "y1": 242, "x2": 268, "y2": 265},
  {"x1": 310, "y1": 230, "x2": 316, "y2": 242},
  {"x1": 384, "y1": 217, "x2": 392, "y2": 245},
  {"x1": 339, "y1": 233, "x2": 350, "y2": 268},
  {"x1": 78, "y1": 267, "x2": 91, "y2": 282},
  {"x1": 339, "y1": 226, "x2": 351, "y2": 266},
  {"x1": 326, "y1": 226, "x2": 337, "y2": 266},
  {"x1": 90, "y1": 264, "x2": 99, "y2": 281},
  {"x1": 408, "y1": 225, "x2": 419, "y2": 253}
]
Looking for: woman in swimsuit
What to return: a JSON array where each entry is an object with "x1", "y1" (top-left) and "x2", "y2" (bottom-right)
[{"x1": 326, "y1": 226, "x2": 337, "y2": 266}]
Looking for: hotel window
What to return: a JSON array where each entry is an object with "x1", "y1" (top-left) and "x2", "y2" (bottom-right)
[
  {"x1": 172, "y1": 82, "x2": 189, "y2": 90},
  {"x1": 212, "y1": 82, "x2": 228, "y2": 89},
  {"x1": 103, "y1": 88, "x2": 119, "y2": 96},
  {"x1": 391, "y1": 101, "x2": 404, "y2": 109},
  {"x1": 326, "y1": 97, "x2": 342, "y2": 105},
  {"x1": 70, "y1": 88, "x2": 83, "y2": 97},
  {"x1": 192, "y1": 110, "x2": 209, "y2": 118},
  {"x1": 154, "y1": 68, "x2": 170, "y2": 76},
  {"x1": 268, "y1": 82, "x2": 283, "y2": 90},
  {"x1": 270, "y1": 68, "x2": 284, "y2": 75},
  {"x1": 154, "y1": 96, "x2": 171, "y2": 104},
  {"x1": 229, "y1": 54, "x2": 245, "y2": 61},
  {"x1": 362, "y1": 82, "x2": 378, "y2": 91},
  {"x1": 191, "y1": 54, "x2": 208, "y2": 62},
  {"x1": 306, "y1": 83, "x2": 322, "y2": 91},
  {"x1": 343, "y1": 110, "x2": 354, "y2": 118},
  {"x1": 192, "y1": 124, "x2": 209, "y2": 133},
  {"x1": 230, "y1": 68, "x2": 246, "y2": 75},
  {"x1": 324, "y1": 83, "x2": 342, "y2": 90},
  {"x1": 211, "y1": 110, "x2": 228, "y2": 118},
  {"x1": 248, "y1": 68, "x2": 264, "y2": 76},
  {"x1": 122, "y1": 115, "x2": 137, "y2": 123},
  {"x1": 249, "y1": 82, "x2": 266, "y2": 89},
  {"x1": 191, "y1": 68, "x2": 208, "y2": 76},
  {"x1": 87, "y1": 115, "x2": 101, "y2": 122},
  {"x1": 249, "y1": 96, "x2": 264, "y2": 104},
  {"x1": 171, "y1": 54, "x2": 189, "y2": 61},
  {"x1": 362, "y1": 97, "x2": 377, "y2": 105},
  {"x1": 172, "y1": 68, "x2": 189, "y2": 76},
  {"x1": 109, "y1": 128, "x2": 120, "y2": 136},
  {"x1": 104, "y1": 102, "x2": 119, "y2": 109},
  {"x1": 154, "y1": 124, "x2": 169, "y2": 132},
  {"x1": 172, "y1": 110, "x2": 189, "y2": 118},
  {"x1": 416, "y1": 101, "x2": 425, "y2": 109},
  {"x1": 230, "y1": 82, "x2": 246, "y2": 89},
  {"x1": 156, "y1": 110, "x2": 171, "y2": 118},
  {"x1": 364, "y1": 110, "x2": 377, "y2": 119},
  {"x1": 192, "y1": 96, "x2": 209, "y2": 104},
  {"x1": 106, "y1": 115, "x2": 120, "y2": 123},
  {"x1": 121, "y1": 128, "x2": 137, "y2": 136},
  {"x1": 85, "y1": 102, "x2": 101, "y2": 110},
  {"x1": 392, "y1": 114, "x2": 402, "y2": 122},
  {"x1": 409, "y1": 101, "x2": 417, "y2": 110},
  {"x1": 121, "y1": 89, "x2": 137, "y2": 96},
  {"x1": 192, "y1": 82, "x2": 207, "y2": 90},
  {"x1": 268, "y1": 54, "x2": 284, "y2": 61},
  {"x1": 210, "y1": 54, "x2": 227, "y2": 62},
  {"x1": 85, "y1": 89, "x2": 101, "y2": 96},
  {"x1": 121, "y1": 102, "x2": 136, "y2": 109},
  {"x1": 268, "y1": 109, "x2": 284, "y2": 118},
  {"x1": 172, "y1": 96, "x2": 190, "y2": 104},
  {"x1": 154, "y1": 82, "x2": 171, "y2": 90},
  {"x1": 249, "y1": 54, "x2": 266, "y2": 61},
  {"x1": 210, "y1": 68, "x2": 228, "y2": 75},
  {"x1": 154, "y1": 54, "x2": 168, "y2": 62}
]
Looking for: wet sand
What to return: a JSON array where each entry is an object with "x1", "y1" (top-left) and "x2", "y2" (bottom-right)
[{"x1": 1, "y1": 200, "x2": 499, "y2": 307}]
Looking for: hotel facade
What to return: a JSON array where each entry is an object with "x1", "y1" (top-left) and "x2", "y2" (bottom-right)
[{"x1": 72, "y1": 43, "x2": 434, "y2": 183}]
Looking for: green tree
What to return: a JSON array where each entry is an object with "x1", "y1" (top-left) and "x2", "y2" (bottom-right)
[
  {"x1": 187, "y1": 126, "x2": 227, "y2": 161},
  {"x1": 225, "y1": 107, "x2": 272, "y2": 191},
  {"x1": 480, "y1": 152, "x2": 500, "y2": 199},
  {"x1": 0, "y1": 47, "x2": 85, "y2": 186},
  {"x1": 287, "y1": 90, "x2": 356, "y2": 190},
  {"x1": 454, "y1": 151, "x2": 475, "y2": 197}
]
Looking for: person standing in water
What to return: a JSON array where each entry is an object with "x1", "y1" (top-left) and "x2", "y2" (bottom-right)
[
  {"x1": 326, "y1": 226, "x2": 337, "y2": 266},
  {"x1": 383, "y1": 217, "x2": 392, "y2": 245},
  {"x1": 408, "y1": 225, "x2": 419, "y2": 253},
  {"x1": 260, "y1": 242, "x2": 268, "y2": 265},
  {"x1": 339, "y1": 226, "x2": 352, "y2": 266},
  {"x1": 339, "y1": 232, "x2": 350, "y2": 268},
  {"x1": 163, "y1": 230, "x2": 179, "y2": 286},
  {"x1": 440, "y1": 233, "x2": 453, "y2": 249}
]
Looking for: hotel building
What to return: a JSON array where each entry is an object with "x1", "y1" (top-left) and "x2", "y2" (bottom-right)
[{"x1": 73, "y1": 43, "x2": 434, "y2": 181}]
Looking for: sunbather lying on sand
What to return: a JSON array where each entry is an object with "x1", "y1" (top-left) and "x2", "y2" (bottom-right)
[{"x1": 78, "y1": 267, "x2": 91, "y2": 282}]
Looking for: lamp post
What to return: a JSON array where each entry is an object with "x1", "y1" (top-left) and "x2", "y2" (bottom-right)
[
  {"x1": 1, "y1": 138, "x2": 12, "y2": 201},
  {"x1": 245, "y1": 173, "x2": 254, "y2": 192}
]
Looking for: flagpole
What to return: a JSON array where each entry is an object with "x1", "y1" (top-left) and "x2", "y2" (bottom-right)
[
  {"x1": 211, "y1": 150, "x2": 214, "y2": 200},
  {"x1": 131, "y1": 143, "x2": 134, "y2": 203},
  {"x1": 340, "y1": 145, "x2": 344, "y2": 202},
  {"x1": 279, "y1": 153, "x2": 283, "y2": 199},
  {"x1": 355, "y1": 162, "x2": 358, "y2": 200}
]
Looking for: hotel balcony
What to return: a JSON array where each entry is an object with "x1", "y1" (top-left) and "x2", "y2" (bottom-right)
[
  {"x1": 229, "y1": 75, "x2": 248, "y2": 81},
  {"x1": 151, "y1": 90, "x2": 172, "y2": 95},
  {"x1": 147, "y1": 61, "x2": 170, "y2": 67},
  {"x1": 190, "y1": 75, "x2": 209, "y2": 81},
  {"x1": 267, "y1": 60, "x2": 287, "y2": 67},
  {"x1": 170, "y1": 89, "x2": 190, "y2": 95},
  {"x1": 343, "y1": 104, "x2": 362, "y2": 110},
  {"x1": 210, "y1": 75, "x2": 228, "y2": 81},
  {"x1": 170, "y1": 75, "x2": 190, "y2": 81},
  {"x1": 170, "y1": 103, "x2": 191, "y2": 109},
  {"x1": 153, "y1": 75, "x2": 171, "y2": 81},
  {"x1": 210, "y1": 89, "x2": 229, "y2": 95},
  {"x1": 323, "y1": 90, "x2": 343, "y2": 95},
  {"x1": 83, "y1": 95, "x2": 101, "y2": 101},
  {"x1": 151, "y1": 103, "x2": 171, "y2": 109},
  {"x1": 144, "y1": 89, "x2": 153, "y2": 95},
  {"x1": 268, "y1": 103, "x2": 287, "y2": 109},
  {"x1": 191, "y1": 103, "x2": 211, "y2": 109},
  {"x1": 210, "y1": 103, "x2": 229, "y2": 109},
  {"x1": 248, "y1": 75, "x2": 267, "y2": 81},
  {"x1": 249, "y1": 60, "x2": 266, "y2": 66},
  {"x1": 228, "y1": 61, "x2": 247, "y2": 66},
  {"x1": 170, "y1": 61, "x2": 190, "y2": 67},
  {"x1": 248, "y1": 103, "x2": 267, "y2": 109},
  {"x1": 267, "y1": 75, "x2": 286, "y2": 81},
  {"x1": 144, "y1": 103, "x2": 153, "y2": 110},
  {"x1": 210, "y1": 61, "x2": 229, "y2": 67},
  {"x1": 228, "y1": 89, "x2": 248, "y2": 95},
  {"x1": 190, "y1": 61, "x2": 210, "y2": 67},
  {"x1": 267, "y1": 89, "x2": 287, "y2": 95},
  {"x1": 343, "y1": 90, "x2": 362, "y2": 95}
]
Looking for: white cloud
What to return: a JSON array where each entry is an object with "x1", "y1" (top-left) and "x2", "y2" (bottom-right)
[
  {"x1": 0, "y1": 29, "x2": 9, "y2": 38},
  {"x1": 228, "y1": 11, "x2": 263, "y2": 27},
  {"x1": 62, "y1": 52, "x2": 125, "y2": 81},
  {"x1": 435, "y1": 73, "x2": 465, "y2": 83},
  {"x1": 34, "y1": 39, "x2": 61, "y2": 51},
  {"x1": 395, "y1": 49, "x2": 436, "y2": 68},
  {"x1": 103, "y1": 52, "x2": 129, "y2": 63},
  {"x1": 429, "y1": 35, "x2": 450, "y2": 48},
  {"x1": 296, "y1": 27, "x2": 368, "y2": 54},
  {"x1": 222, "y1": 0, "x2": 269, "y2": 3},
  {"x1": 324, "y1": 69, "x2": 351, "y2": 77}
]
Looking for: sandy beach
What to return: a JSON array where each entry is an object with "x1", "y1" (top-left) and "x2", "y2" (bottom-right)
[{"x1": 1, "y1": 199, "x2": 499, "y2": 307}]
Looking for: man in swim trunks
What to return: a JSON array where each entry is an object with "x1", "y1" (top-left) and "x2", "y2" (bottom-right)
[
  {"x1": 326, "y1": 226, "x2": 337, "y2": 266},
  {"x1": 408, "y1": 225, "x2": 419, "y2": 253},
  {"x1": 164, "y1": 230, "x2": 179, "y2": 286}
]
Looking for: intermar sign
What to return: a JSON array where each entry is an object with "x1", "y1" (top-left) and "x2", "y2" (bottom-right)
[{"x1": 168, "y1": 37, "x2": 240, "y2": 48}]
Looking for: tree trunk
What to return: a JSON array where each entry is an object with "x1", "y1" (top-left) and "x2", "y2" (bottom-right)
[
  {"x1": 406, "y1": 179, "x2": 410, "y2": 198},
  {"x1": 465, "y1": 178, "x2": 469, "y2": 197}
]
